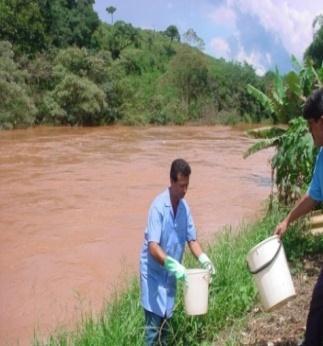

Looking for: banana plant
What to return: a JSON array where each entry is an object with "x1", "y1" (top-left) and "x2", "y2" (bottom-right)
[
  {"x1": 247, "y1": 59, "x2": 323, "y2": 124},
  {"x1": 245, "y1": 118, "x2": 317, "y2": 205}
]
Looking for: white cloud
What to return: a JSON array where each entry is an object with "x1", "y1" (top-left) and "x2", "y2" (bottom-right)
[
  {"x1": 209, "y1": 32, "x2": 268, "y2": 75},
  {"x1": 226, "y1": 0, "x2": 321, "y2": 59},
  {"x1": 235, "y1": 46, "x2": 267, "y2": 76},
  {"x1": 265, "y1": 52, "x2": 272, "y2": 66},
  {"x1": 210, "y1": 37, "x2": 231, "y2": 59},
  {"x1": 208, "y1": 5, "x2": 237, "y2": 29}
]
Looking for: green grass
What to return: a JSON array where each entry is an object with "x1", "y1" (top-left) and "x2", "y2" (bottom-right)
[{"x1": 34, "y1": 202, "x2": 323, "y2": 345}]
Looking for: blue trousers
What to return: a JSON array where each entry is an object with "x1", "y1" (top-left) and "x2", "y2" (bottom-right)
[
  {"x1": 304, "y1": 268, "x2": 323, "y2": 345},
  {"x1": 144, "y1": 309, "x2": 169, "y2": 346}
]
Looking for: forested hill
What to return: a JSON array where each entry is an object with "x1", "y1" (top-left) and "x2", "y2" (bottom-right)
[{"x1": 0, "y1": 1, "x2": 317, "y2": 129}]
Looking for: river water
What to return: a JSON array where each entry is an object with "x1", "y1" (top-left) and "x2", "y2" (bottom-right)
[{"x1": 0, "y1": 125, "x2": 273, "y2": 345}]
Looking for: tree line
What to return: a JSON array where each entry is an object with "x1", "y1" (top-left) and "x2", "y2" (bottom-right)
[{"x1": 0, "y1": 1, "x2": 322, "y2": 129}]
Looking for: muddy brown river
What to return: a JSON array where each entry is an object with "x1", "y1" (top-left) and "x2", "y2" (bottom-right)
[{"x1": 0, "y1": 125, "x2": 273, "y2": 345}]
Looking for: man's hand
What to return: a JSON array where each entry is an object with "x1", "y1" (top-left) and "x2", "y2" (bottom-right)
[
  {"x1": 274, "y1": 195, "x2": 317, "y2": 238},
  {"x1": 274, "y1": 219, "x2": 289, "y2": 238},
  {"x1": 164, "y1": 256, "x2": 187, "y2": 280},
  {"x1": 198, "y1": 253, "x2": 216, "y2": 275}
]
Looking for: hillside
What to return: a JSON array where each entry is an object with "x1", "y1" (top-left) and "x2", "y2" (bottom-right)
[{"x1": 0, "y1": 1, "x2": 269, "y2": 129}]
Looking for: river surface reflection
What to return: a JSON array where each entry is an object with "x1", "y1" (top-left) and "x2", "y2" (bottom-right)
[{"x1": 0, "y1": 125, "x2": 273, "y2": 345}]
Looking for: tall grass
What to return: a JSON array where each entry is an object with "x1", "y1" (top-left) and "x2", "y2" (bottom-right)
[{"x1": 34, "y1": 203, "x2": 323, "y2": 346}]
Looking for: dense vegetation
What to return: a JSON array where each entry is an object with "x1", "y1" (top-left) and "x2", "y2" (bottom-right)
[
  {"x1": 245, "y1": 59, "x2": 323, "y2": 205},
  {"x1": 305, "y1": 14, "x2": 323, "y2": 69},
  {"x1": 1, "y1": 0, "x2": 321, "y2": 208},
  {"x1": 0, "y1": 0, "x2": 323, "y2": 129},
  {"x1": 1, "y1": 1, "x2": 320, "y2": 130}
]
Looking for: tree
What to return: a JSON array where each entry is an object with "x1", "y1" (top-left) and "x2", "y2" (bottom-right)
[
  {"x1": 164, "y1": 25, "x2": 180, "y2": 46},
  {"x1": 167, "y1": 46, "x2": 208, "y2": 115},
  {"x1": 245, "y1": 117, "x2": 317, "y2": 205},
  {"x1": 182, "y1": 28, "x2": 205, "y2": 51},
  {"x1": 44, "y1": 73, "x2": 107, "y2": 126},
  {"x1": 247, "y1": 59, "x2": 323, "y2": 124},
  {"x1": 0, "y1": 41, "x2": 37, "y2": 128},
  {"x1": 0, "y1": 0, "x2": 47, "y2": 54},
  {"x1": 304, "y1": 14, "x2": 323, "y2": 68},
  {"x1": 106, "y1": 6, "x2": 116, "y2": 24},
  {"x1": 106, "y1": 21, "x2": 140, "y2": 59},
  {"x1": 0, "y1": 0, "x2": 100, "y2": 54}
]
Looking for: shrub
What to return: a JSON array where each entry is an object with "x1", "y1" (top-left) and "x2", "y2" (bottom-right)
[
  {"x1": 0, "y1": 41, "x2": 36, "y2": 129},
  {"x1": 46, "y1": 74, "x2": 107, "y2": 126}
]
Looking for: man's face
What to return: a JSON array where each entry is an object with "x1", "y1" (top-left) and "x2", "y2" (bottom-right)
[
  {"x1": 170, "y1": 173, "x2": 189, "y2": 201},
  {"x1": 308, "y1": 116, "x2": 323, "y2": 147}
]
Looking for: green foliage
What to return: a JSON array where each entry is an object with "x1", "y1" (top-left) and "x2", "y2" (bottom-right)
[
  {"x1": 0, "y1": 0, "x2": 47, "y2": 54},
  {"x1": 208, "y1": 59, "x2": 267, "y2": 123},
  {"x1": 0, "y1": 0, "x2": 100, "y2": 54},
  {"x1": 43, "y1": 73, "x2": 107, "y2": 126},
  {"x1": 32, "y1": 46, "x2": 125, "y2": 125},
  {"x1": 0, "y1": 11, "x2": 296, "y2": 129},
  {"x1": 247, "y1": 84, "x2": 274, "y2": 114},
  {"x1": 106, "y1": 6, "x2": 116, "y2": 24},
  {"x1": 246, "y1": 118, "x2": 317, "y2": 205},
  {"x1": 246, "y1": 126, "x2": 286, "y2": 139},
  {"x1": 0, "y1": 41, "x2": 36, "y2": 129},
  {"x1": 167, "y1": 46, "x2": 209, "y2": 118},
  {"x1": 245, "y1": 60, "x2": 322, "y2": 205},
  {"x1": 102, "y1": 21, "x2": 141, "y2": 60},
  {"x1": 304, "y1": 14, "x2": 323, "y2": 69},
  {"x1": 248, "y1": 61, "x2": 323, "y2": 124},
  {"x1": 164, "y1": 25, "x2": 181, "y2": 44},
  {"x1": 272, "y1": 117, "x2": 317, "y2": 204}
]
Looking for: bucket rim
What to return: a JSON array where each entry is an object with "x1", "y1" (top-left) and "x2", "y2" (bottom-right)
[
  {"x1": 247, "y1": 235, "x2": 279, "y2": 258},
  {"x1": 186, "y1": 268, "x2": 209, "y2": 275}
]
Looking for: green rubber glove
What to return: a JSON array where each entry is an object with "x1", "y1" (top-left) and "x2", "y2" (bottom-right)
[
  {"x1": 198, "y1": 253, "x2": 216, "y2": 275},
  {"x1": 164, "y1": 256, "x2": 187, "y2": 280}
]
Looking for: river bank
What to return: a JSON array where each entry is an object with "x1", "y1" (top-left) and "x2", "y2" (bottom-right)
[{"x1": 34, "y1": 202, "x2": 323, "y2": 345}]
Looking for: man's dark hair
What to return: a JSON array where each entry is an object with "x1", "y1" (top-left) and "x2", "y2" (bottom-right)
[
  {"x1": 170, "y1": 158, "x2": 191, "y2": 182},
  {"x1": 303, "y1": 88, "x2": 323, "y2": 120}
]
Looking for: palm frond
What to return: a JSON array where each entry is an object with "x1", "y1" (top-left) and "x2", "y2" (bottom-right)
[
  {"x1": 273, "y1": 67, "x2": 285, "y2": 102},
  {"x1": 243, "y1": 137, "x2": 279, "y2": 159},
  {"x1": 291, "y1": 55, "x2": 302, "y2": 72},
  {"x1": 246, "y1": 126, "x2": 286, "y2": 139},
  {"x1": 247, "y1": 84, "x2": 274, "y2": 113},
  {"x1": 312, "y1": 66, "x2": 323, "y2": 88}
]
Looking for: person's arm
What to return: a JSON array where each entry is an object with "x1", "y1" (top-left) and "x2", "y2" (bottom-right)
[
  {"x1": 274, "y1": 194, "x2": 318, "y2": 238},
  {"x1": 148, "y1": 241, "x2": 167, "y2": 265},
  {"x1": 188, "y1": 239, "x2": 203, "y2": 258},
  {"x1": 188, "y1": 240, "x2": 216, "y2": 275}
]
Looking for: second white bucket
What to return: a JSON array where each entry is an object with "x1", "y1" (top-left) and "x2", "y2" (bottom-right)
[
  {"x1": 246, "y1": 235, "x2": 296, "y2": 311},
  {"x1": 184, "y1": 268, "x2": 210, "y2": 315}
]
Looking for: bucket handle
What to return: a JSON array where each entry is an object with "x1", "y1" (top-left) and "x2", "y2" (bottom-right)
[
  {"x1": 247, "y1": 241, "x2": 282, "y2": 275},
  {"x1": 203, "y1": 274, "x2": 211, "y2": 284}
]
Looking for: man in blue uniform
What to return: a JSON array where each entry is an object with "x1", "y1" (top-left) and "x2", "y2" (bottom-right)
[
  {"x1": 140, "y1": 158, "x2": 215, "y2": 345},
  {"x1": 275, "y1": 88, "x2": 323, "y2": 345}
]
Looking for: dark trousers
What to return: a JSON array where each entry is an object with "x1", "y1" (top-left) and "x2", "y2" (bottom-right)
[
  {"x1": 304, "y1": 269, "x2": 323, "y2": 345},
  {"x1": 144, "y1": 309, "x2": 169, "y2": 346}
]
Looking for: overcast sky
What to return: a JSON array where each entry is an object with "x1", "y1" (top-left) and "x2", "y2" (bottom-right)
[{"x1": 93, "y1": 0, "x2": 322, "y2": 75}]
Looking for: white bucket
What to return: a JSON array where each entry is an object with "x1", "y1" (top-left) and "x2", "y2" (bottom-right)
[
  {"x1": 184, "y1": 268, "x2": 210, "y2": 315},
  {"x1": 246, "y1": 235, "x2": 296, "y2": 311}
]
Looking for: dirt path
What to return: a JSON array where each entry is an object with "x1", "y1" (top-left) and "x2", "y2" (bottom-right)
[{"x1": 217, "y1": 254, "x2": 323, "y2": 345}]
